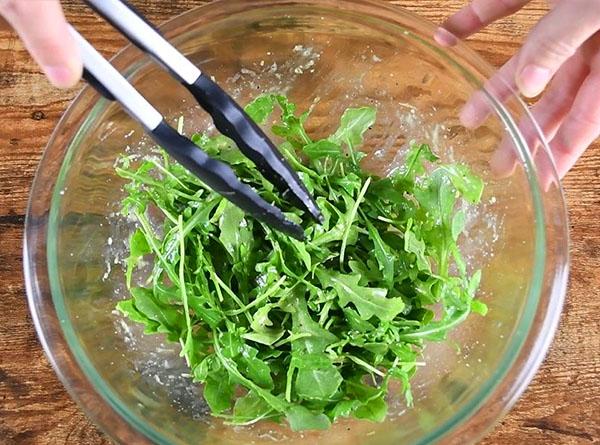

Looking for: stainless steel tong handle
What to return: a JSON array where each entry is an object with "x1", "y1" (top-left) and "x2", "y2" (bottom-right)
[
  {"x1": 70, "y1": 25, "x2": 162, "y2": 131},
  {"x1": 69, "y1": 25, "x2": 305, "y2": 240},
  {"x1": 85, "y1": 0, "x2": 201, "y2": 85},
  {"x1": 84, "y1": 0, "x2": 322, "y2": 223}
]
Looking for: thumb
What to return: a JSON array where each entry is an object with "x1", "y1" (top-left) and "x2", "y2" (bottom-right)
[{"x1": 0, "y1": 0, "x2": 82, "y2": 88}]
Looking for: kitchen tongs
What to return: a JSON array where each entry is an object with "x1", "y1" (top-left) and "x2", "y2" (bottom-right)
[{"x1": 70, "y1": 0, "x2": 322, "y2": 240}]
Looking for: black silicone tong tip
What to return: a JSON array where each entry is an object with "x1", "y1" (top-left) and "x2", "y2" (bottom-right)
[
  {"x1": 188, "y1": 73, "x2": 323, "y2": 224},
  {"x1": 151, "y1": 122, "x2": 305, "y2": 241}
]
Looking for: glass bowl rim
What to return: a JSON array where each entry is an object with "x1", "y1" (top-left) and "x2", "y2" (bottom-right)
[{"x1": 24, "y1": 1, "x2": 570, "y2": 444}]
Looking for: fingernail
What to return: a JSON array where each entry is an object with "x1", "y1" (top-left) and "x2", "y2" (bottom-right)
[
  {"x1": 517, "y1": 65, "x2": 551, "y2": 98},
  {"x1": 459, "y1": 100, "x2": 485, "y2": 128},
  {"x1": 489, "y1": 139, "x2": 517, "y2": 178},
  {"x1": 434, "y1": 28, "x2": 458, "y2": 47},
  {"x1": 44, "y1": 65, "x2": 79, "y2": 88},
  {"x1": 533, "y1": 149, "x2": 558, "y2": 192}
]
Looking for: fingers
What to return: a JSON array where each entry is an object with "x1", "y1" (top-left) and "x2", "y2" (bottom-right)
[
  {"x1": 460, "y1": 56, "x2": 519, "y2": 128},
  {"x1": 435, "y1": 0, "x2": 532, "y2": 46},
  {"x1": 548, "y1": 53, "x2": 600, "y2": 178},
  {"x1": 437, "y1": 0, "x2": 600, "y2": 180},
  {"x1": 515, "y1": 0, "x2": 600, "y2": 97},
  {"x1": 527, "y1": 51, "x2": 590, "y2": 140},
  {"x1": 489, "y1": 50, "x2": 590, "y2": 177},
  {"x1": 0, "y1": 0, "x2": 82, "y2": 87}
]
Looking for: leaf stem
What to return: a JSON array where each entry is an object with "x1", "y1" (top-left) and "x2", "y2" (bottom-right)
[
  {"x1": 178, "y1": 215, "x2": 194, "y2": 364},
  {"x1": 339, "y1": 177, "x2": 371, "y2": 266}
]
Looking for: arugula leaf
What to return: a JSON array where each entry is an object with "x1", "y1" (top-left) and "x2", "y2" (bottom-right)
[
  {"x1": 233, "y1": 391, "x2": 275, "y2": 423},
  {"x1": 404, "y1": 219, "x2": 431, "y2": 272},
  {"x1": 471, "y1": 299, "x2": 488, "y2": 316},
  {"x1": 244, "y1": 94, "x2": 276, "y2": 124},
  {"x1": 125, "y1": 228, "x2": 150, "y2": 288},
  {"x1": 403, "y1": 142, "x2": 439, "y2": 180},
  {"x1": 451, "y1": 209, "x2": 466, "y2": 242},
  {"x1": 293, "y1": 353, "x2": 343, "y2": 400},
  {"x1": 286, "y1": 405, "x2": 331, "y2": 431},
  {"x1": 365, "y1": 219, "x2": 395, "y2": 287},
  {"x1": 441, "y1": 164, "x2": 485, "y2": 204},
  {"x1": 354, "y1": 395, "x2": 387, "y2": 423},
  {"x1": 239, "y1": 345, "x2": 274, "y2": 389},
  {"x1": 116, "y1": 299, "x2": 159, "y2": 332},
  {"x1": 204, "y1": 372, "x2": 234, "y2": 414},
  {"x1": 303, "y1": 139, "x2": 343, "y2": 161},
  {"x1": 344, "y1": 379, "x2": 388, "y2": 422},
  {"x1": 271, "y1": 95, "x2": 312, "y2": 147},
  {"x1": 219, "y1": 202, "x2": 253, "y2": 260},
  {"x1": 330, "y1": 399, "x2": 362, "y2": 420},
  {"x1": 115, "y1": 94, "x2": 486, "y2": 431},
  {"x1": 415, "y1": 169, "x2": 457, "y2": 227},
  {"x1": 330, "y1": 107, "x2": 376, "y2": 163},
  {"x1": 287, "y1": 294, "x2": 338, "y2": 353},
  {"x1": 242, "y1": 330, "x2": 284, "y2": 346},
  {"x1": 130, "y1": 287, "x2": 184, "y2": 336},
  {"x1": 317, "y1": 271, "x2": 404, "y2": 322}
]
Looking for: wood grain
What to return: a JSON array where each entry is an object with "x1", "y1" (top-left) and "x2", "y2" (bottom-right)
[{"x1": 0, "y1": 1, "x2": 598, "y2": 444}]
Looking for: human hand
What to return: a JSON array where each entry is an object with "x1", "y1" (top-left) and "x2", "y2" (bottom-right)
[
  {"x1": 0, "y1": 0, "x2": 82, "y2": 88},
  {"x1": 435, "y1": 0, "x2": 600, "y2": 178}
]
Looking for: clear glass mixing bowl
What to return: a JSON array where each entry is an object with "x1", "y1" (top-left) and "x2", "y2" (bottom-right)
[{"x1": 24, "y1": 1, "x2": 569, "y2": 444}]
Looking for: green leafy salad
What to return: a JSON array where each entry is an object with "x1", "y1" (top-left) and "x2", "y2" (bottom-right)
[{"x1": 115, "y1": 94, "x2": 486, "y2": 431}]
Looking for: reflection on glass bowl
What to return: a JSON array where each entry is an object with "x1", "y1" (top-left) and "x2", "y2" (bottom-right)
[{"x1": 24, "y1": 1, "x2": 569, "y2": 444}]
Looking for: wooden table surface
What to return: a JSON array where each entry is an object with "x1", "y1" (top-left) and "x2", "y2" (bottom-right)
[{"x1": 1, "y1": 1, "x2": 598, "y2": 444}]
